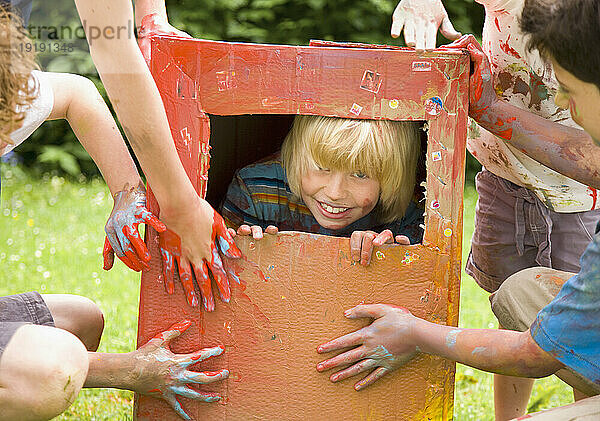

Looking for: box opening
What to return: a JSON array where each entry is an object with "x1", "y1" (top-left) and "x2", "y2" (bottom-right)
[{"x1": 206, "y1": 114, "x2": 427, "y2": 244}]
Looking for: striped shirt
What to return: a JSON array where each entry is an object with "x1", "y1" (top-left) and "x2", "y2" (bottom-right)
[{"x1": 221, "y1": 155, "x2": 424, "y2": 243}]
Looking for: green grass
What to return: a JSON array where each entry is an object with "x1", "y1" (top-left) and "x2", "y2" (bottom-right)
[{"x1": 0, "y1": 166, "x2": 574, "y2": 420}]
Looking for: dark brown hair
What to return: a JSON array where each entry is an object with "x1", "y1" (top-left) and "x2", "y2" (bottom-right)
[
  {"x1": 520, "y1": 0, "x2": 600, "y2": 89},
  {"x1": 0, "y1": 6, "x2": 38, "y2": 145}
]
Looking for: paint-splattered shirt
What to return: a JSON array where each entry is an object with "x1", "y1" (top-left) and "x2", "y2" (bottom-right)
[
  {"x1": 221, "y1": 156, "x2": 424, "y2": 243},
  {"x1": 469, "y1": 0, "x2": 598, "y2": 212},
  {"x1": 530, "y1": 219, "x2": 600, "y2": 384}
]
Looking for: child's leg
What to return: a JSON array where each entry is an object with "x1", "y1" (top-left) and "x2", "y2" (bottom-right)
[
  {"x1": 492, "y1": 267, "x2": 600, "y2": 398},
  {"x1": 494, "y1": 374, "x2": 534, "y2": 421},
  {"x1": 0, "y1": 293, "x2": 89, "y2": 421},
  {"x1": 41, "y1": 294, "x2": 104, "y2": 351},
  {"x1": 465, "y1": 170, "x2": 579, "y2": 420}
]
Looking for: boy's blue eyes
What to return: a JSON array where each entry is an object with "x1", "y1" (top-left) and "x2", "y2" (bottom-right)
[{"x1": 315, "y1": 166, "x2": 368, "y2": 179}]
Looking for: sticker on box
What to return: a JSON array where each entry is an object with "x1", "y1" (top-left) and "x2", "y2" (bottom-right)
[
  {"x1": 430, "y1": 200, "x2": 440, "y2": 210},
  {"x1": 216, "y1": 70, "x2": 237, "y2": 91},
  {"x1": 389, "y1": 99, "x2": 399, "y2": 109},
  {"x1": 180, "y1": 127, "x2": 191, "y2": 146},
  {"x1": 425, "y1": 96, "x2": 443, "y2": 116},
  {"x1": 432, "y1": 151, "x2": 442, "y2": 162},
  {"x1": 412, "y1": 61, "x2": 432, "y2": 72},
  {"x1": 360, "y1": 70, "x2": 382, "y2": 94},
  {"x1": 350, "y1": 103, "x2": 363, "y2": 116}
]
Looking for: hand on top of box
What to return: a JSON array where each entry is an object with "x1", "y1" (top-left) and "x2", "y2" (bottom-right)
[
  {"x1": 158, "y1": 207, "x2": 243, "y2": 311},
  {"x1": 391, "y1": 0, "x2": 461, "y2": 52},
  {"x1": 350, "y1": 230, "x2": 411, "y2": 266},
  {"x1": 230, "y1": 224, "x2": 280, "y2": 240},
  {"x1": 137, "y1": 13, "x2": 191, "y2": 63}
]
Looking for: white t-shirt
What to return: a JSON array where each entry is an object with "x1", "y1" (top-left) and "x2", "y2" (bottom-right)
[
  {"x1": 1, "y1": 70, "x2": 53, "y2": 156},
  {"x1": 470, "y1": 0, "x2": 598, "y2": 212}
]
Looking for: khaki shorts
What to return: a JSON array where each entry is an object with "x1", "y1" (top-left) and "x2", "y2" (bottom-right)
[
  {"x1": 466, "y1": 170, "x2": 600, "y2": 293},
  {"x1": 0, "y1": 291, "x2": 54, "y2": 358},
  {"x1": 491, "y1": 267, "x2": 600, "y2": 397}
]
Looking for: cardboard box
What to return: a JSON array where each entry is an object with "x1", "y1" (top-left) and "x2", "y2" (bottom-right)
[{"x1": 135, "y1": 36, "x2": 469, "y2": 420}]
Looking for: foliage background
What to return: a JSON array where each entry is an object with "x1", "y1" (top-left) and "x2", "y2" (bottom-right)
[{"x1": 15, "y1": 0, "x2": 484, "y2": 179}]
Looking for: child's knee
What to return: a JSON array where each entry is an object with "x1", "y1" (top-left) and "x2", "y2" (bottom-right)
[
  {"x1": 43, "y1": 294, "x2": 104, "y2": 351},
  {"x1": 0, "y1": 325, "x2": 88, "y2": 420},
  {"x1": 71, "y1": 295, "x2": 104, "y2": 351}
]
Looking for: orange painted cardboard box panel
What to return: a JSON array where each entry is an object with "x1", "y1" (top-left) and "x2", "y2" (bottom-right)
[{"x1": 135, "y1": 36, "x2": 469, "y2": 420}]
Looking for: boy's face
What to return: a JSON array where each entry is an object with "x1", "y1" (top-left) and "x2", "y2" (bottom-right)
[
  {"x1": 300, "y1": 167, "x2": 380, "y2": 230},
  {"x1": 552, "y1": 58, "x2": 600, "y2": 145}
]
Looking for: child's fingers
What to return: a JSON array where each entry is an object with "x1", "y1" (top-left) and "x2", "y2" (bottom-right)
[
  {"x1": 160, "y1": 248, "x2": 176, "y2": 294},
  {"x1": 360, "y1": 232, "x2": 376, "y2": 266},
  {"x1": 250, "y1": 225, "x2": 263, "y2": 239},
  {"x1": 395, "y1": 235, "x2": 411, "y2": 245},
  {"x1": 372, "y1": 230, "x2": 394, "y2": 246},
  {"x1": 142, "y1": 210, "x2": 167, "y2": 233},
  {"x1": 215, "y1": 219, "x2": 242, "y2": 258},
  {"x1": 123, "y1": 225, "x2": 151, "y2": 263},
  {"x1": 350, "y1": 231, "x2": 364, "y2": 263},
  {"x1": 176, "y1": 255, "x2": 198, "y2": 307},
  {"x1": 227, "y1": 227, "x2": 237, "y2": 238},
  {"x1": 102, "y1": 237, "x2": 115, "y2": 271},
  {"x1": 265, "y1": 225, "x2": 279, "y2": 235},
  {"x1": 237, "y1": 225, "x2": 252, "y2": 236},
  {"x1": 193, "y1": 262, "x2": 215, "y2": 312}
]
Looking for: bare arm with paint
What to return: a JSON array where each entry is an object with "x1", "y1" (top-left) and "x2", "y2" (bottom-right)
[
  {"x1": 73, "y1": 0, "x2": 241, "y2": 309},
  {"x1": 316, "y1": 304, "x2": 563, "y2": 390},
  {"x1": 46, "y1": 72, "x2": 166, "y2": 272},
  {"x1": 85, "y1": 320, "x2": 228, "y2": 420},
  {"x1": 441, "y1": 35, "x2": 600, "y2": 190}
]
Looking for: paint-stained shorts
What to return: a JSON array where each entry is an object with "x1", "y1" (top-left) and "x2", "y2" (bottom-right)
[
  {"x1": 491, "y1": 267, "x2": 600, "y2": 396},
  {"x1": 466, "y1": 169, "x2": 600, "y2": 293},
  {"x1": 0, "y1": 291, "x2": 54, "y2": 358}
]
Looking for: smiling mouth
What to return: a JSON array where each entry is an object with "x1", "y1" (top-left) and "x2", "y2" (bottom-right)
[{"x1": 318, "y1": 201, "x2": 350, "y2": 215}]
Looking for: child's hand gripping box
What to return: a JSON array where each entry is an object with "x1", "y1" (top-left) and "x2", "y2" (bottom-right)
[{"x1": 135, "y1": 37, "x2": 469, "y2": 420}]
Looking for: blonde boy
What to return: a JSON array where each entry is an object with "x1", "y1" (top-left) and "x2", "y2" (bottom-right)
[{"x1": 222, "y1": 115, "x2": 422, "y2": 265}]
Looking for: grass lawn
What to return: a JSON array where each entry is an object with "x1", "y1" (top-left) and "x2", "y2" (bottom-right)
[{"x1": 0, "y1": 166, "x2": 574, "y2": 420}]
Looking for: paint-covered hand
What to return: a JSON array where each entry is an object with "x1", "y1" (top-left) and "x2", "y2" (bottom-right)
[
  {"x1": 440, "y1": 35, "x2": 499, "y2": 122},
  {"x1": 234, "y1": 224, "x2": 279, "y2": 240},
  {"x1": 134, "y1": 320, "x2": 228, "y2": 420},
  {"x1": 391, "y1": 0, "x2": 461, "y2": 52},
  {"x1": 138, "y1": 13, "x2": 191, "y2": 63},
  {"x1": 350, "y1": 230, "x2": 410, "y2": 266},
  {"x1": 317, "y1": 304, "x2": 418, "y2": 391},
  {"x1": 158, "y1": 206, "x2": 243, "y2": 311},
  {"x1": 103, "y1": 182, "x2": 166, "y2": 272}
]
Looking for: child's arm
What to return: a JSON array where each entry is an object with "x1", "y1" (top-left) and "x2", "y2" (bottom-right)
[
  {"x1": 316, "y1": 304, "x2": 563, "y2": 391},
  {"x1": 46, "y1": 72, "x2": 139, "y2": 194},
  {"x1": 442, "y1": 35, "x2": 600, "y2": 190},
  {"x1": 73, "y1": 0, "x2": 240, "y2": 308},
  {"x1": 46, "y1": 72, "x2": 165, "y2": 271},
  {"x1": 350, "y1": 230, "x2": 410, "y2": 266}
]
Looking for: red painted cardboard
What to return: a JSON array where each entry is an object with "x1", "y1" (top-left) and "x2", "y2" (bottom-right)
[{"x1": 135, "y1": 36, "x2": 469, "y2": 420}]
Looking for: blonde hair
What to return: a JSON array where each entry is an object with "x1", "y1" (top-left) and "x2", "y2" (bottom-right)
[
  {"x1": 281, "y1": 115, "x2": 420, "y2": 223},
  {"x1": 0, "y1": 7, "x2": 38, "y2": 145}
]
